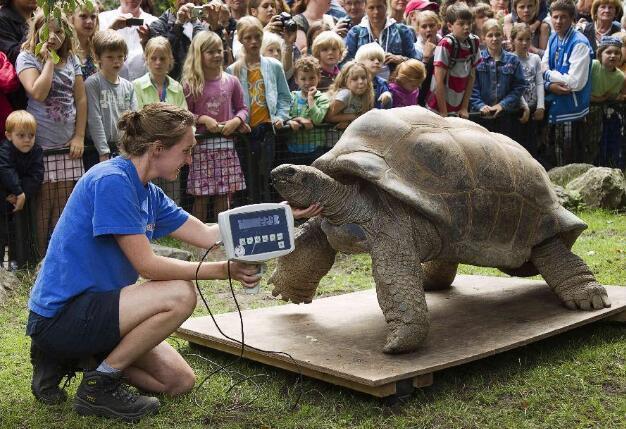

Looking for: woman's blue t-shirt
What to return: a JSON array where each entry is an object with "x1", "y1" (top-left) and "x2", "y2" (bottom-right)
[{"x1": 28, "y1": 157, "x2": 189, "y2": 318}]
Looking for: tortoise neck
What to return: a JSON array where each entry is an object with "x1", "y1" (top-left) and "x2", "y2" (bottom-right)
[{"x1": 321, "y1": 180, "x2": 372, "y2": 224}]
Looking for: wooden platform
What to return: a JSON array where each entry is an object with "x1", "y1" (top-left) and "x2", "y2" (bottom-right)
[{"x1": 177, "y1": 275, "x2": 626, "y2": 398}]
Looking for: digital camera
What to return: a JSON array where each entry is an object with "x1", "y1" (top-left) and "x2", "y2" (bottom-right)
[{"x1": 278, "y1": 12, "x2": 298, "y2": 33}]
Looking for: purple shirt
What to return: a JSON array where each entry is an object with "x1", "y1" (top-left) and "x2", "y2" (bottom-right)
[
  {"x1": 184, "y1": 73, "x2": 248, "y2": 133},
  {"x1": 390, "y1": 82, "x2": 418, "y2": 108}
]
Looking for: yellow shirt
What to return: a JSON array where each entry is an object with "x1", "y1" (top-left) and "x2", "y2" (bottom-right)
[{"x1": 248, "y1": 66, "x2": 271, "y2": 127}]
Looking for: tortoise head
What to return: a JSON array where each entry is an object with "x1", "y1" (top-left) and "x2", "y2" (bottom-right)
[{"x1": 271, "y1": 164, "x2": 337, "y2": 209}]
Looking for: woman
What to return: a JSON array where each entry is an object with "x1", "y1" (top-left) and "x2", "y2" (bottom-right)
[
  {"x1": 26, "y1": 103, "x2": 320, "y2": 421},
  {"x1": 345, "y1": 0, "x2": 417, "y2": 79},
  {"x1": 388, "y1": 0, "x2": 407, "y2": 24},
  {"x1": 292, "y1": 0, "x2": 336, "y2": 52},
  {"x1": 581, "y1": 0, "x2": 622, "y2": 54}
]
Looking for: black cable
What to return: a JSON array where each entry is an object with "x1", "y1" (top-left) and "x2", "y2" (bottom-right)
[{"x1": 192, "y1": 243, "x2": 304, "y2": 410}]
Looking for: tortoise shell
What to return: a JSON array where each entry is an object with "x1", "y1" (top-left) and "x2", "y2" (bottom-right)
[{"x1": 313, "y1": 106, "x2": 586, "y2": 269}]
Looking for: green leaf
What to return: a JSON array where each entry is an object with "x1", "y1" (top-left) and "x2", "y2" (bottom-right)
[
  {"x1": 53, "y1": 7, "x2": 61, "y2": 21},
  {"x1": 39, "y1": 23, "x2": 49, "y2": 44},
  {"x1": 36, "y1": 0, "x2": 45, "y2": 8},
  {"x1": 34, "y1": 41, "x2": 43, "y2": 56},
  {"x1": 84, "y1": 0, "x2": 94, "y2": 13},
  {"x1": 49, "y1": 49, "x2": 60, "y2": 64}
]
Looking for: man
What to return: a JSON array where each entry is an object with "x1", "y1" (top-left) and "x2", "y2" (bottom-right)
[
  {"x1": 99, "y1": 0, "x2": 158, "y2": 81},
  {"x1": 542, "y1": 0, "x2": 593, "y2": 166}
]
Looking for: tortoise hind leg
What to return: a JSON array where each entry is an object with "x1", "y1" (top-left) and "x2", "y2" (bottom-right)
[
  {"x1": 530, "y1": 237, "x2": 611, "y2": 310},
  {"x1": 422, "y1": 260, "x2": 458, "y2": 291},
  {"x1": 268, "y1": 216, "x2": 336, "y2": 304}
]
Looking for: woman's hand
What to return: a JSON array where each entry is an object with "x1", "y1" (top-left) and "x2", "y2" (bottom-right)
[
  {"x1": 68, "y1": 135, "x2": 84, "y2": 159},
  {"x1": 227, "y1": 261, "x2": 262, "y2": 288},
  {"x1": 384, "y1": 53, "x2": 405, "y2": 65}
]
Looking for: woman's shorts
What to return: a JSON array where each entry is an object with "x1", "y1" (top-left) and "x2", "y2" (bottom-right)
[{"x1": 26, "y1": 289, "x2": 121, "y2": 360}]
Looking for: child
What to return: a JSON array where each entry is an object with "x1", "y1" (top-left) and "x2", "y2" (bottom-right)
[
  {"x1": 182, "y1": 31, "x2": 248, "y2": 222},
  {"x1": 285, "y1": 56, "x2": 330, "y2": 165},
  {"x1": 16, "y1": 11, "x2": 86, "y2": 256},
  {"x1": 0, "y1": 110, "x2": 43, "y2": 268},
  {"x1": 326, "y1": 60, "x2": 374, "y2": 129},
  {"x1": 470, "y1": 19, "x2": 527, "y2": 134},
  {"x1": 389, "y1": 59, "x2": 426, "y2": 107},
  {"x1": 591, "y1": 36, "x2": 625, "y2": 167},
  {"x1": 70, "y1": 3, "x2": 99, "y2": 80},
  {"x1": 472, "y1": 4, "x2": 494, "y2": 40},
  {"x1": 226, "y1": 16, "x2": 291, "y2": 204},
  {"x1": 427, "y1": 3, "x2": 481, "y2": 118},
  {"x1": 503, "y1": 0, "x2": 550, "y2": 56},
  {"x1": 414, "y1": 10, "x2": 441, "y2": 106},
  {"x1": 261, "y1": 31, "x2": 284, "y2": 62},
  {"x1": 85, "y1": 30, "x2": 138, "y2": 165},
  {"x1": 311, "y1": 31, "x2": 346, "y2": 92},
  {"x1": 355, "y1": 43, "x2": 393, "y2": 109},
  {"x1": 510, "y1": 22, "x2": 545, "y2": 157},
  {"x1": 134, "y1": 36, "x2": 186, "y2": 203}
]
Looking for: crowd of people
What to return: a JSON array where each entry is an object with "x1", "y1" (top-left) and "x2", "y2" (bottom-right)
[{"x1": 0, "y1": 0, "x2": 626, "y2": 267}]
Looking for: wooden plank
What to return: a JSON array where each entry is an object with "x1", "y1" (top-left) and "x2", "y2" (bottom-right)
[
  {"x1": 178, "y1": 275, "x2": 626, "y2": 397},
  {"x1": 607, "y1": 309, "x2": 626, "y2": 323}
]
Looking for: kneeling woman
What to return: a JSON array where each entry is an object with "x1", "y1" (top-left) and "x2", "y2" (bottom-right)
[{"x1": 26, "y1": 104, "x2": 318, "y2": 422}]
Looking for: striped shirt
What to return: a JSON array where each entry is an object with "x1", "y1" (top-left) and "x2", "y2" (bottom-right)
[{"x1": 427, "y1": 35, "x2": 481, "y2": 113}]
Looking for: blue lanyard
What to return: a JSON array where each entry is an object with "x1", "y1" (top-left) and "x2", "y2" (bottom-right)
[{"x1": 159, "y1": 80, "x2": 167, "y2": 102}]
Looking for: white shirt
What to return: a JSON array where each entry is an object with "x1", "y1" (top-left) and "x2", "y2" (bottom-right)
[{"x1": 98, "y1": 7, "x2": 158, "y2": 81}]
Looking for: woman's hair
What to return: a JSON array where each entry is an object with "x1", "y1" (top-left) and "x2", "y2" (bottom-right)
[
  {"x1": 71, "y1": 4, "x2": 100, "y2": 60},
  {"x1": 182, "y1": 31, "x2": 223, "y2": 100},
  {"x1": 590, "y1": 0, "x2": 622, "y2": 22},
  {"x1": 311, "y1": 31, "x2": 346, "y2": 60},
  {"x1": 390, "y1": 59, "x2": 426, "y2": 86},
  {"x1": 417, "y1": 10, "x2": 443, "y2": 27},
  {"x1": 144, "y1": 36, "x2": 174, "y2": 72},
  {"x1": 5, "y1": 110, "x2": 37, "y2": 134},
  {"x1": 249, "y1": 0, "x2": 277, "y2": 14},
  {"x1": 291, "y1": 0, "x2": 309, "y2": 15},
  {"x1": 261, "y1": 30, "x2": 283, "y2": 55},
  {"x1": 482, "y1": 18, "x2": 502, "y2": 36},
  {"x1": 231, "y1": 16, "x2": 265, "y2": 77},
  {"x1": 93, "y1": 29, "x2": 128, "y2": 58},
  {"x1": 328, "y1": 60, "x2": 374, "y2": 114},
  {"x1": 22, "y1": 11, "x2": 76, "y2": 60},
  {"x1": 355, "y1": 42, "x2": 385, "y2": 63},
  {"x1": 510, "y1": 22, "x2": 532, "y2": 41},
  {"x1": 117, "y1": 104, "x2": 195, "y2": 157}
]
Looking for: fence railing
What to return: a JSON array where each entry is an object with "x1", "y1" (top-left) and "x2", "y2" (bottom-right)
[{"x1": 1, "y1": 108, "x2": 624, "y2": 270}]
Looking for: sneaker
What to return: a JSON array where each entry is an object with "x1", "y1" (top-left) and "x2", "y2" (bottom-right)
[
  {"x1": 30, "y1": 342, "x2": 76, "y2": 405},
  {"x1": 74, "y1": 371, "x2": 160, "y2": 423}
]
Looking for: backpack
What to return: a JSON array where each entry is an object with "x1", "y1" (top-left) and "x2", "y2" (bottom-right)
[{"x1": 443, "y1": 33, "x2": 479, "y2": 69}]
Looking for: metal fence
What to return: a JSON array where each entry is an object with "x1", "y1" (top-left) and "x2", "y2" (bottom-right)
[{"x1": 1, "y1": 107, "x2": 625, "y2": 270}]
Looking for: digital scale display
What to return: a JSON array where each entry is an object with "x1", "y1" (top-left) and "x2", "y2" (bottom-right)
[{"x1": 237, "y1": 214, "x2": 281, "y2": 230}]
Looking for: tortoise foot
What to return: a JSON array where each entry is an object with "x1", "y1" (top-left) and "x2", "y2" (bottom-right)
[
  {"x1": 382, "y1": 323, "x2": 428, "y2": 354},
  {"x1": 556, "y1": 281, "x2": 611, "y2": 311}
]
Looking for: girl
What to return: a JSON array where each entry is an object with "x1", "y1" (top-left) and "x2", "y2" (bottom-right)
[
  {"x1": 134, "y1": 36, "x2": 187, "y2": 204},
  {"x1": 70, "y1": 3, "x2": 99, "y2": 79},
  {"x1": 182, "y1": 31, "x2": 248, "y2": 222},
  {"x1": 16, "y1": 11, "x2": 86, "y2": 256},
  {"x1": 226, "y1": 17, "x2": 291, "y2": 204},
  {"x1": 470, "y1": 20, "x2": 526, "y2": 135},
  {"x1": 389, "y1": 59, "x2": 426, "y2": 107},
  {"x1": 510, "y1": 23, "x2": 544, "y2": 158},
  {"x1": 260, "y1": 30, "x2": 298, "y2": 86},
  {"x1": 326, "y1": 60, "x2": 374, "y2": 129},
  {"x1": 414, "y1": 10, "x2": 441, "y2": 106},
  {"x1": 503, "y1": 0, "x2": 550, "y2": 56},
  {"x1": 311, "y1": 30, "x2": 346, "y2": 92}
]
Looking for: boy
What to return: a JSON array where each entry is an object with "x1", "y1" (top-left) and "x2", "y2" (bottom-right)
[
  {"x1": 311, "y1": 31, "x2": 346, "y2": 92},
  {"x1": 0, "y1": 110, "x2": 43, "y2": 267},
  {"x1": 285, "y1": 56, "x2": 330, "y2": 165},
  {"x1": 85, "y1": 30, "x2": 138, "y2": 166},
  {"x1": 355, "y1": 43, "x2": 393, "y2": 109},
  {"x1": 427, "y1": 3, "x2": 481, "y2": 118}
]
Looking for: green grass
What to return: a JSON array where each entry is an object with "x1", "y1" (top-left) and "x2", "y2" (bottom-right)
[{"x1": 1, "y1": 210, "x2": 625, "y2": 428}]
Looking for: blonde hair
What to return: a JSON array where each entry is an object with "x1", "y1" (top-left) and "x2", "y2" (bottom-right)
[
  {"x1": 117, "y1": 104, "x2": 195, "y2": 157},
  {"x1": 22, "y1": 10, "x2": 75, "y2": 61},
  {"x1": 5, "y1": 110, "x2": 36, "y2": 134},
  {"x1": 181, "y1": 31, "x2": 223, "y2": 100},
  {"x1": 328, "y1": 61, "x2": 374, "y2": 115},
  {"x1": 93, "y1": 29, "x2": 128, "y2": 58},
  {"x1": 232, "y1": 16, "x2": 264, "y2": 78},
  {"x1": 71, "y1": 4, "x2": 100, "y2": 61},
  {"x1": 482, "y1": 18, "x2": 502, "y2": 36},
  {"x1": 144, "y1": 36, "x2": 174, "y2": 72},
  {"x1": 417, "y1": 10, "x2": 442, "y2": 27},
  {"x1": 510, "y1": 22, "x2": 532, "y2": 41},
  {"x1": 391, "y1": 59, "x2": 426, "y2": 87},
  {"x1": 311, "y1": 31, "x2": 346, "y2": 60},
  {"x1": 261, "y1": 31, "x2": 283, "y2": 56},
  {"x1": 355, "y1": 42, "x2": 385, "y2": 63},
  {"x1": 591, "y1": 0, "x2": 622, "y2": 22}
]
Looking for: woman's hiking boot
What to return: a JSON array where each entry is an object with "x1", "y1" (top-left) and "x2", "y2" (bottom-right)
[
  {"x1": 74, "y1": 370, "x2": 160, "y2": 423},
  {"x1": 30, "y1": 342, "x2": 77, "y2": 405}
]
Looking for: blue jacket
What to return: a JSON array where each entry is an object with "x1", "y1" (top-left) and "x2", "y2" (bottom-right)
[
  {"x1": 373, "y1": 75, "x2": 391, "y2": 109},
  {"x1": 543, "y1": 26, "x2": 593, "y2": 123},
  {"x1": 226, "y1": 56, "x2": 291, "y2": 123},
  {"x1": 470, "y1": 49, "x2": 527, "y2": 112},
  {"x1": 345, "y1": 17, "x2": 417, "y2": 65}
]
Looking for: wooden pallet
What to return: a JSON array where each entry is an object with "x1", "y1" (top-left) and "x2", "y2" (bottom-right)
[{"x1": 177, "y1": 275, "x2": 626, "y2": 398}]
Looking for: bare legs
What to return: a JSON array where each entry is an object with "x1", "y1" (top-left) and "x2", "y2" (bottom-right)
[{"x1": 192, "y1": 195, "x2": 230, "y2": 223}]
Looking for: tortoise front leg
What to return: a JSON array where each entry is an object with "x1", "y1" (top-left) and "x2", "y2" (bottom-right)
[
  {"x1": 530, "y1": 237, "x2": 611, "y2": 310},
  {"x1": 370, "y1": 235, "x2": 429, "y2": 354},
  {"x1": 268, "y1": 216, "x2": 337, "y2": 304}
]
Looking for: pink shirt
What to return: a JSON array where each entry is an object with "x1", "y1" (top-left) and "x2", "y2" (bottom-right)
[
  {"x1": 184, "y1": 73, "x2": 248, "y2": 133},
  {"x1": 389, "y1": 82, "x2": 418, "y2": 108}
]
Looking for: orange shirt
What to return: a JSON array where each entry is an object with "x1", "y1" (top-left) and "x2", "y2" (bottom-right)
[{"x1": 247, "y1": 65, "x2": 271, "y2": 127}]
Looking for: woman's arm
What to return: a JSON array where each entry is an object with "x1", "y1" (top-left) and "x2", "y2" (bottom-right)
[{"x1": 169, "y1": 215, "x2": 221, "y2": 249}]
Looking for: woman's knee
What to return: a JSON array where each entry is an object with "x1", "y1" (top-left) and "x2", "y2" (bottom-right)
[
  {"x1": 164, "y1": 366, "x2": 196, "y2": 396},
  {"x1": 167, "y1": 280, "x2": 197, "y2": 315}
]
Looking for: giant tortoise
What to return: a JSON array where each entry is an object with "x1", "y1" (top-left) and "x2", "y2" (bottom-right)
[{"x1": 269, "y1": 106, "x2": 611, "y2": 354}]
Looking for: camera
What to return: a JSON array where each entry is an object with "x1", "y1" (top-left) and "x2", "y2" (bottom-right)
[
  {"x1": 337, "y1": 16, "x2": 352, "y2": 30},
  {"x1": 277, "y1": 12, "x2": 298, "y2": 33},
  {"x1": 191, "y1": 5, "x2": 204, "y2": 19}
]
